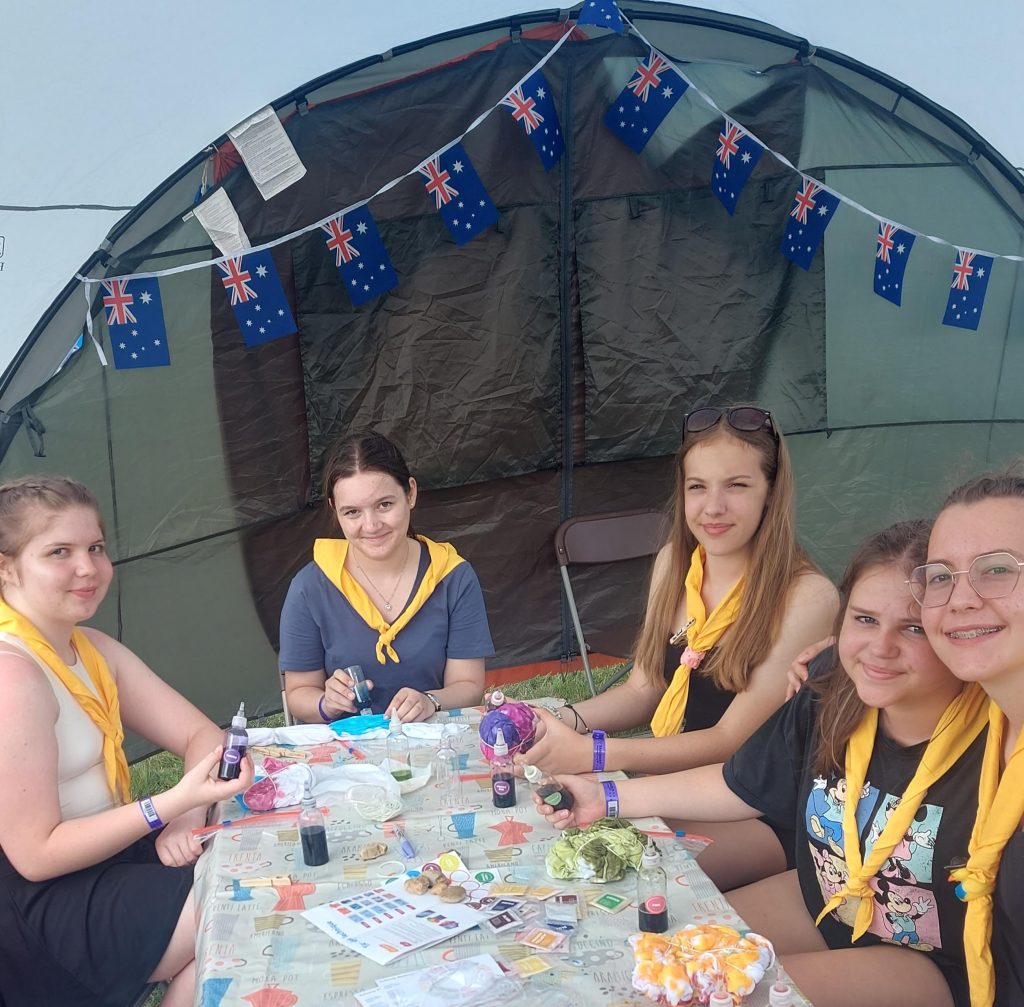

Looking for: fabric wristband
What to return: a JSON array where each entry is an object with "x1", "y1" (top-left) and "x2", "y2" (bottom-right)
[
  {"x1": 592, "y1": 730, "x2": 607, "y2": 772},
  {"x1": 601, "y1": 780, "x2": 619, "y2": 818},
  {"x1": 318, "y1": 694, "x2": 332, "y2": 723},
  {"x1": 138, "y1": 795, "x2": 164, "y2": 830}
]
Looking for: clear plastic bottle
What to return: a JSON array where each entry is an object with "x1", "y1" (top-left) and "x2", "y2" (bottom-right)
[
  {"x1": 345, "y1": 664, "x2": 372, "y2": 716},
  {"x1": 768, "y1": 982, "x2": 793, "y2": 1007},
  {"x1": 217, "y1": 702, "x2": 248, "y2": 781},
  {"x1": 298, "y1": 783, "x2": 329, "y2": 866},
  {"x1": 490, "y1": 728, "x2": 516, "y2": 808},
  {"x1": 637, "y1": 840, "x2": 668, "y2": 933},
  {"x1": 387, "y1": 717, "x2": 412, "y2": 782},
  {"x1": 434, "y1": 725, "x2": 464, "y2": 809},
  {"x1": 523, "y1": 764, "x2": 574, "y2": 812}
]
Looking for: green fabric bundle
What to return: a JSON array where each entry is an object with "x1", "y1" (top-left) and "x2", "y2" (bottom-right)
[{"x1": 545, "y1": 818, "x2": 647, "y2": 883}]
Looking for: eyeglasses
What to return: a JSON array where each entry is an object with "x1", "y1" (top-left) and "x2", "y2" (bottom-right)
[
  {"x1": 907, "y1": 551, "x2": 1024, "y2": 608},
  {"x1": 683, "y1": 406, "x2": 777, "y2": 440}
]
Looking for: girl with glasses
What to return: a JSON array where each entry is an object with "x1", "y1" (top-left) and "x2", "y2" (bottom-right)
[
  {"x1": 919, "y1": 467, "x2": 1024, "y2": 1007},
  {"x1": 535, "y1": 521, "x2": 989, "y2": 1007},
  {"x1": 0, "y1": 476, "x2": 253, "y2": 1007},
  {"x1": 520, "y1": 405, "x2": 837, "y2": 889}
]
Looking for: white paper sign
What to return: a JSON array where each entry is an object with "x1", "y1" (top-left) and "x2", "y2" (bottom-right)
[
  {"x1": 228, "y1": 105, "x2": 306, "y2": 200},
  {"x1": 192, "y1": 188, "x2": 250, "y2": 257}
]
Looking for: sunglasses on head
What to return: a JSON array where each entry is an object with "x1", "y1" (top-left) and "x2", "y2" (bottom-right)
[{"x1": 683, "y1": 406, "x2": 777, "y2": 440}]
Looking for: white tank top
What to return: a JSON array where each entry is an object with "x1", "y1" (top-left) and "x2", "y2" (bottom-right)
[{"x1": 0, "y1": 632, "x2": 117, "y2": 819}]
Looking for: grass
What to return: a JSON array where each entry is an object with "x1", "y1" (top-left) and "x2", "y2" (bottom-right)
[{"x1": 133, "y1": 663, "x2": 630, "y2": 1005}]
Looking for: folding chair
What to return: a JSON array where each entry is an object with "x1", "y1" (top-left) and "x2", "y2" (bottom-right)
[
  {"x1": 279, "y1": 668, "x2": 294, "y2": 726},
  {"x1": 554, "y1": 509, "x2": 668, "y2": 697}
]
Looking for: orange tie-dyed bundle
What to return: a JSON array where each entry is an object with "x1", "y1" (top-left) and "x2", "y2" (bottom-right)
[{"x1": 629, "y1": 924, "x2": 775, "y2": 1006}]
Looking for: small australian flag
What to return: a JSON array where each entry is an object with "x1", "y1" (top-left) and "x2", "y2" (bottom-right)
[
  {"x1": 942, "y1": 248, "x2": 994, "y2": 331},
  {"x1": 218, "y1": 251, "x2": 298, "y2": 347},
  {"x1": 873, "y1": 221, "x2": 916, "y2": 306},
  {"x1": 577, "y1": 0, "x2": 625, "y2": 32},
  {"x1": 419, "y1": 142, "x2": 499, "y2": 245},
  {"x1": 604, "y1": 49, "x2": 688, "y2": 154},
  {"x1": 321, "y1": 207, "x2": 398, "y2": 306},
  {"x1": 711, "y1": 118, "x2": 764, "y2": 215},
  {"x1": 102, "y1": 277, "x2": 170, "y2": 370},
  {"x1": 779, "y1": 177, "x2": 841, "y2": 270},
  {"x1": 500, "y1": 70, "x2": 564, "y2": 171}
]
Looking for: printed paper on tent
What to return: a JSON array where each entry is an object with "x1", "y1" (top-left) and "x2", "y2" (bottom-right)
[
  {"x1": 193, "y1": 188, "x2": 250, "y2": 257},
  {"x1": 228, "y1": 106, "x2": 307, "y2": 200}
]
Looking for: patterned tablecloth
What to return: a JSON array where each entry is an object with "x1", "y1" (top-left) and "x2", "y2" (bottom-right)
[{"x1": 192, "y1": 706, "x2": 811, "y2": 1007}]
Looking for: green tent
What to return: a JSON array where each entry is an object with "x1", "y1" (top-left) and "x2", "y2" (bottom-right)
[{"x1": 2, "y1": 3, "x2": 1021, "y2": 756}]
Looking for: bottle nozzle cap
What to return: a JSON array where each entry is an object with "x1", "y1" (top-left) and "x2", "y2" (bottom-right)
[
  {"x1": 493, "y1": 727, "x2": 508, "y2": 755},
  {"x1": 301, "y1": 783, "x2": 314, "y2": 804},
  {"x1": 231, "y1": 701, "x2": 247, "y2": 728},
  {"x1": 490, "y1": 690, "x2": 505, "y2": 706},
  {"x1": 523, "y1": 764, "x2": 540, "y2": 783}
]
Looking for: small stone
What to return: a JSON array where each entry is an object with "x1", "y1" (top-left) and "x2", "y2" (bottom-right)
[
  {"x1": 429, "y1": 878, "x2": 450, "y2": 895},
  {"x1": 439, "y1": 885, "x2": 467, "y2": 903},
  {"x1": 359, "y1": 842, "x2": 388, "y2": 861},
  {"x1": 421, "y1": 867, "x2": 445, "y2": 883},
  {"x1": 404, "y1": 875, "x2": 432, "y2": 895}
]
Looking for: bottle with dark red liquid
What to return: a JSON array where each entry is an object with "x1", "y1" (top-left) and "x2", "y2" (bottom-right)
[
  {"x1": 637, "y1": 840, "x2": 668, "y2": 933},
  {"x1": 216, "y1": 702, "x2": 248, "y2": 781},
  {"x1": 523, "y1": 764, "x2": 574, "y2": 812},
  {"x1": 491, "y1": 728, "x2": 516, "y2": 808}
]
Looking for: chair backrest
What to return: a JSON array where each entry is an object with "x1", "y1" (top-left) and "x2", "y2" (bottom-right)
[{"x1": 555, "y1": 509, "x2": 668, "y2": 568}]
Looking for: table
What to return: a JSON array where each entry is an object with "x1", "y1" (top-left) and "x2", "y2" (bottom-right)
[{"x1": 192, "y1": 706, "x2": 809, "y2": 1006}]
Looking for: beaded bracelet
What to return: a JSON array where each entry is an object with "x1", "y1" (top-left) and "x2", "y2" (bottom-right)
[
  {"x1": 592, "y1": 730, "x2": 607, "y2": 772},
  {"x1": 138, "y1": 795, "x2": 164, "y2": 830},
  {"x1": 601, "y1": 780, "x2": 619, "y2": 818}
]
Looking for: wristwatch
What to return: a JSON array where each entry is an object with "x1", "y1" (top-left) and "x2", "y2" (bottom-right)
[{"x1": 425, "y1": 692, "x2": 443, "y2": 713}]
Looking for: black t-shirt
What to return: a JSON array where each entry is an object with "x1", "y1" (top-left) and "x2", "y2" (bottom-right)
[
  {"x1": 662, "y1": 642, "x2": 734, "y2": 733},
  {"x1": 993, "y1": 829, "x2": 1024, "y2": 1006},
  {"x1": 723, "y1": 671, "x2": 987, "y2": 1007}
]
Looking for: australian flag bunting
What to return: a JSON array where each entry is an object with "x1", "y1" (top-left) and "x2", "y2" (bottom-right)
[
  {"x1": 419, "y1": 143, "x2": 499, "y2": 245},
  {"x1": 604, "y1": 49, "x2": 688, "y2": 154},
  {"x1": 102, "y1": 277, "x2": 170, "y2": 370},
  {"x1": 500, "y1": 71, "x2": 564, "y2": 171},
  {"x1": 873, "y1": 221, "x2": 916, "y2": 306},
  {"x1": 321, "y1": 207, "x2": 398, "y2": 306},
  {"x1": 577, "y1": 0, "x2": 625, "y2": 32},
  {"x1": 779, "y1": 177, "x2": 841, "y2": 269},
  {"x1": 711, "y1": 118, "x2": 764, "y2": 215},
  {"x1": 942, "y1": 248, "x2": 994, "y2": 331},
  {"x1": 218, "y1": 251, "x2": 297, "y2": 347}
]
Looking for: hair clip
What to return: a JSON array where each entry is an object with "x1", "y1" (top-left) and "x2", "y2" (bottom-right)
[{"x1": 669, "y1": 617, "x2": 696, "y2": 647}]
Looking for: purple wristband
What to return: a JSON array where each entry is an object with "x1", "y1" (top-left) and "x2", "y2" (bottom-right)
[
  {"x1": 138, "y1": 795, "x2": 164, "y2": 830},
  {"x1": 601, "y1": 780, "x2": 619, "y2": 818},
  {"x1": 318, "y1": 694, "x2": 332, "y2": 724},
  {"x1": 592, "y1": 730, "x2": 607, "y2": 772}
]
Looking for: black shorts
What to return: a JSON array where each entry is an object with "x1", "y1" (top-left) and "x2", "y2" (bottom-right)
[{"x1": 0, "y1": 832, "x2": 193, "y2": 1007}]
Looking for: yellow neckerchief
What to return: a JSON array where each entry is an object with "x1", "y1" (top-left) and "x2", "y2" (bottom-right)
[
  {"x1": 815, "y1": 683, "x2": 990, "y2": 940},
  {"x1": 650, "y1": 546, "x2": 745, "y2": 738},
  {"x1": 313, "y1": 535, "x2": 464, "y2": 664},
  {"x1": 950, "y1": 704, "x2": 1024, "y2": 1007},
  {"x1": 0, "y1": 599, "x2": 131, "y2": 805}
]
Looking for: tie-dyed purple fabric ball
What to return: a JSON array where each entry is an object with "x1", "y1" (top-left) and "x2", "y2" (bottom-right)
[{"x1": 479, "y1": 702, "x2": 537, "y2": 761}]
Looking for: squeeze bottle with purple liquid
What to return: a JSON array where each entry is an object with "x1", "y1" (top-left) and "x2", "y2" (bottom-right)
[{"x1": 217, "y1": 702, "x2": 248, "y2": 781}]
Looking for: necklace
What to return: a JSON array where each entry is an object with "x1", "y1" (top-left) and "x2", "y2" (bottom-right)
[{"x1": 353, "y1": 541, "x2": 410, "y2": 613}]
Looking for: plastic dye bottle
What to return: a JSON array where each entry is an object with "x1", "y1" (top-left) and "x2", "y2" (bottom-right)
[
  {"x1": 490, "y1": 728, "x2": 516, "y2": 808},
  {"x1": 523, "y1": 764, "x2": 574, "y2": 812},
  {"x1": 217, "y1": 702, "x2": 248, "y2": 781},
  {"x1": 298, "y1": 783, "x2": 329, "y2": 866},
  {"x1": 637, "y1": 840, "x2": 668, "y2": 933},
  {"x1": 346, "y1": 664, "x2": 372, "y2": 716}
]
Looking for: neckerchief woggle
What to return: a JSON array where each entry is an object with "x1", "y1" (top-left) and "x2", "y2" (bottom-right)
[
  {"x1": 650, "y1": 546, "x2": 745, "y2": 738},
  {"x1": 314, "y1": 535, "x2": 464, "y2": 664},
  {"x1": 950, "y1": 703, "x2": 1024, "y2": 1007},
  {"x1": 815, "y1": 684, "x2": 990, "y2": 942},
  {"x1": 0, "y1": 599, "x2": 132, "y2": 804}
]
